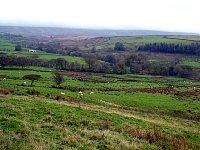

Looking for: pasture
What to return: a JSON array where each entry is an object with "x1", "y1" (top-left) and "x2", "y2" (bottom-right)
[
  {"x1": 0, "y1": 68, "x2": 200, "y2": 149},
  {"x1": 166, "y1": 36, "x2": 200, "y2": 42},
  {"x1": 180, "y1": 58, "x2": 200, "y2": 68},
  {"x1": 4, "y1": 50, "x2": 85, "y2": 64},
  {"x1": 81, "y1": 36, "x2": 194, "y2": 50},
  {"x1": 0, "y1": 39, "x2": 15, "y2": 51},
  {"x1": 1, "y1": 34, "x2": 200, "y2": 149}
]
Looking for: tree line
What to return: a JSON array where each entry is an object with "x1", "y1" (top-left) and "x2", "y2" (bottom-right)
[
  {"x1": 138, "y1": 43, "x2": 200, "y2": 55},
  {"x1": 0, "y1": 55, "x2": 82, "y2": 71},
  {"x1": 0, "y1": 54, "x2": 196, "y2": 79}
]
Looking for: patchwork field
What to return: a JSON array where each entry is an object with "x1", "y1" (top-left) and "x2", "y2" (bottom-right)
[
  {"x1": 1, "y1": 33, "x2": 200, "y2": 149},
  {"x1": 81, "y1": 36, "x2": 194, "y2": 51},
  {"x1": 3, "y1": 50, "x2": 85, "y2": 64},
  {"x1": 0, "y1": 68, "x2": 200, "y2": 149}
]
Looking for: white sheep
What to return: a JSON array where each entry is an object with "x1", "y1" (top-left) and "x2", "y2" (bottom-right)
[{"x1": 61, "y1": 92, "x2": 65, "y2": 95}]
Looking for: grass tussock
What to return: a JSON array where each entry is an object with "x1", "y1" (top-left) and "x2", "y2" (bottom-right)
[
  {"x1": 0, "y1": 88, "x2": 11, "y2": 95},
  {"x1": 129, "y1": 126, "x2": 197, "y2": 150}
]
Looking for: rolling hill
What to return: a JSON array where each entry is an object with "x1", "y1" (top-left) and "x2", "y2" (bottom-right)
[{"x1": 0, "y1": 26, "x2": 198, "y2": 37}]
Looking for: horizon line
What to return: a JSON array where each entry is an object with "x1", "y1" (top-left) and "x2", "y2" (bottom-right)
[{"x1": 0, "y1": 24, "x2": 199, "y2": 35}]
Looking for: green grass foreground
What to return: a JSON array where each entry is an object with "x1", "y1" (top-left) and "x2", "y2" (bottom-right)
[
  {"x1": 0, "y1": 69, "x2": 200, "y2": 149},
  {"x1": 0, "y1": 96, "x2": 160, "y2": 150},
  {"x1": 0, "y1": 96, "x2": 199, "y2": 150}
]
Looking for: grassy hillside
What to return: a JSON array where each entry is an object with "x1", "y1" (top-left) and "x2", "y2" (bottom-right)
[
  {"x1": 1, "y1": 31, "x2": 200, "y2": 149},
  {"x1": 0, "y1": 26, "x2": 196, "y2": 37},
  {"x1": 0, "y1": 96, "x2": 161, "y2": 150},
  {"x1": 0, "y1": 68, "x2": 200, "y2": 149},
  {"x1": 166, "y1": 36, "x2": 200, "y2": 42},
  {"x1": 180, "y1": 58, "x2": 200, "y2": 68},
  {"x1": 81, "y1": 36, "x2": 194, "y2": 50}
]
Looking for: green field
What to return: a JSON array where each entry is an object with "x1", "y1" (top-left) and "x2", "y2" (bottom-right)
[
  {"x1": 0, "y1": 68, "x2": 200, "y2": 149},
  {"x1": 166, "y1": 36, "x2": 200, "y2": 42},
  {"x1": 0, "y1": 96, "x2": 170, "y2": 150},
  {"x1": 0, "y1": 39, "x2": 15, "y2": 51},
  {"x1": 180, "y1": 58, "x2": 200, "y2": 68},
  {"x1": 82, "y1": 36, "x2": 194, "y2": 50},
  {"x1": 1, "y1": 34, "x2": 200, "y2": 149},
  {"x1": 4, "y1": 50, "x2": 85, "y2": 64},
  {"x1": 0, "y1": 36, "x2": 85, "y2": 64}
]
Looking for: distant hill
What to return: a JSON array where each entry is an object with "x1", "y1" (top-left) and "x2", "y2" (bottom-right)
[{"x1": 0, "y1": 26, "x2": 198, "y2": 37}]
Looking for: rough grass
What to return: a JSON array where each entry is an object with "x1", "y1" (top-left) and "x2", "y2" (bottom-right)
[
  {"x1": 0, "y1": 96, "x2": 160, "y2": 150},
  {"x1": 0, "y1": 96, "x2": 199, "y2": 150},
  {"x1": 0, "y1": 69, "x2": 200, "y2": 149},
  {"x1": 129, "y1": 127, "x2": 197, "y2": 150}
]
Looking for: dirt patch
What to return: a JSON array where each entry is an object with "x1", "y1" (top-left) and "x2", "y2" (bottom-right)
[
  {"x1": 122, "y1": 86, "x2": 174, "y2": 94},
  {"x1": 174, "y1": 91, "x2": 200, "y2": 97},
  {"x1": 0, "y1": 88, "x2": 11, "y2": 96},
  {"x1": 122, "y1": 86, "x2": 200, "y2": 99}
]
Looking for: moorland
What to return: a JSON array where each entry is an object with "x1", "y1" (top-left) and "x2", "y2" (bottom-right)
[{"x1": 0, "y1": 26, "x2": 200, "y2": 150}]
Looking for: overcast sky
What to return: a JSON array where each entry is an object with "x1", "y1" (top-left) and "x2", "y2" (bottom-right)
[{"x1": 0, "y1": 0, "x2": 200, "y2": 33}]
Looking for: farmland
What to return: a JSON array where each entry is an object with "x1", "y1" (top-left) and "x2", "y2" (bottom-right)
[
  {"x1": 166, "y1": 36, "x2": 200, "y2": 42},
  {"x1": 6, "y1": 51, "x2": 85, "y2": 64},
  {"x1": 1, "y1": 31, "x2": 200, "y2": 149},
  {"x1": 0, "y1": 68, "x2": 200, "y2": 149},
  {"x1": 180, "y1": 58, "x2": 200, "y2": 68},
  {"x1": 80, "y1": 36, "x2": 194, "y2": 51},
  {"x1": 0, "y1": 38, "x2": 15, "y2": 51}
]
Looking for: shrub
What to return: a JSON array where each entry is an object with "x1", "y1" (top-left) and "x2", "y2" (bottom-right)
[
  {"x1": 99, "y1": 119, "x2": 111, "y2": 130},
  {"x1": 27, "y1": 89, "x2": 40, "y2": 96},
  {"x1": 22, "y1": 74, "x2": 41, "y2": 86}
]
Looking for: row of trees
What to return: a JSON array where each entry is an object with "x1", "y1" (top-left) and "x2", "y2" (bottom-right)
[
  {"x1": 0, "y1": 54, "x2": 195, "y2": 79},
  {"x1": 138, "y1": 43, "x2": 200, "y2": 55},
  {"x1": 30, "y1": 41, "x2": 127, "y2": 56},
  {"x1": 0, "y1": 55, "x2": 83, "y2": 71}
]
